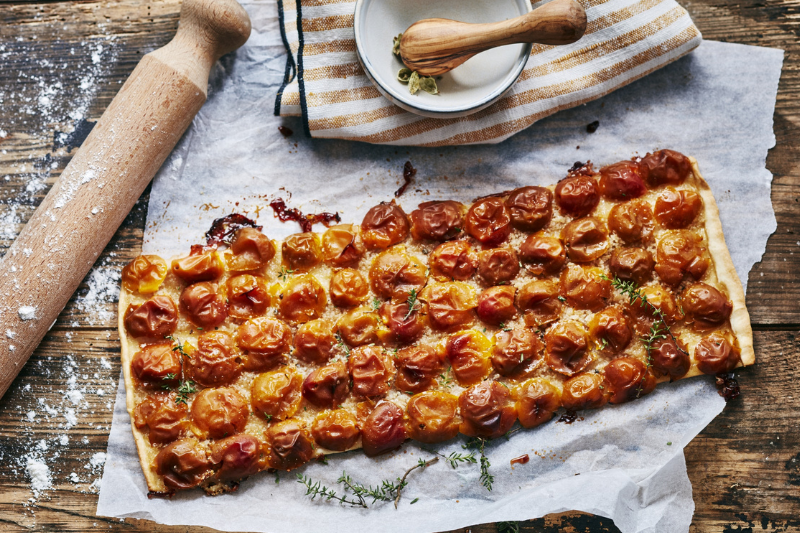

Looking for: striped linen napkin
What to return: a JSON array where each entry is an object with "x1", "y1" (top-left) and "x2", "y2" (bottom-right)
[{"x1": 275, "y1": 0, "x2": 701, "y2": 146}]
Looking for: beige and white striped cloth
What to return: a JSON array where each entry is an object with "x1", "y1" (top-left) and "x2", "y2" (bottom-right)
[{"x1": 275, "y1": 0, "x2": 701, "y2": 145}]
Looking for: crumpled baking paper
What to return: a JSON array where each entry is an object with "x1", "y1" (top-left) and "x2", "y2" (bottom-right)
[{"x1": 96, "y1": 1, "x2": 784, "y2": 530}]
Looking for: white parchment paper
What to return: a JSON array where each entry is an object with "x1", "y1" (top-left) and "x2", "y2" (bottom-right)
[{"x1": 96, "y1": 2, "x2": 784, "y2": 530}]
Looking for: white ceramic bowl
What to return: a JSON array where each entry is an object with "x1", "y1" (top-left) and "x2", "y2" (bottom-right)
[{"x1": 354, "y1": 0, "x2": 533, "y2": 118}]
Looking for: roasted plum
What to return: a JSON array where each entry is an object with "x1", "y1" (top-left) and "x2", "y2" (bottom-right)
[
  {"x1": 226, "y1": 227, "x2": 275, "y2": 271},
  {"x1": 545, "y1": 321, "x2": 590, "y2": 376},
  {"x1": 267, "y1": 420, "x2": 315, "y2": 470},
  {"x1": 598, "y1": 160, "x2": 647, "y2": 200},
  {"x1": 445, "y1": 330, "x2": 492, "y2": 385},
  {"x1": 348, "y1": 345, "x2": 395, "y2": 398},
  {"x1": 505, "y1": 186, "x2": 553, "y2": 232},
  {"x1": 191, "y1": 387, "x2": 249, "y2": 439},
  {"x1": 429, "y1": 240, "x2": 477, "y2": 281},
  {"x1": 133, "y1": 394, "x2": 189, "y2": 444},
  {"x1": 282, "y1": 232, "x2": 322, "y2": 271},
  {"x1": 380, "y1": 299, "x2": 426, "y2": 344},
  {"x1": 695, "y1": 334, "x2": 741, "y2": 375},
  {"x1": 409, "y1": 200, "x2": 465, "y2": 241},
  {"x1": 608, "y1": 199, "x2": 654, "y2": 243},
  {"x1": 555, "y1": 174, "x2": 599, "y2": 217},
  {"x1": 477, "y1": 248, "x2": 520, "y2": 286},
  {"x1": 458, "y1": 381, "x2": 517, "y2": 439},
  {"x1": 236, "y1": 317, "x2": 292, "y2": 371},
  {"x1": 394, "y1": 345, "x2": 444, "y2": 392},
  {"x1": 155, "y1": 438, "x2": 211, "y2": 490},
  {"x1": 172, "y1": 250, "x2": 224, "y2": 283},
  {"x1": 122, "y1": 255, "x2": 168, "y2": 293},
  {"x1": 513, "y1": 378, "x2": 561, "y2": 428},
  {"x1": 293, "y1": 319, "x2": 335, "y2": 365},
  {"x1": 180, "y1": 282, "x2": 228, "y2": 329},
  {"x1": 655, "y1": 230, "x2": 709, "y2": 286},
  {"x1": 608, "y1": 247, "x2": 654, "y2": 286},
  {"x1": 361, "y1": 402, "x2": 406, "y2": 456},
  {"x1": 226, "y1": 274, "x2": 270, "y2": 320},
  {"x1": 519, "y1": 234, "x2": 566, "y2": 275},
  {"x1": 492, "y1": 327, "x2": 543, "y2": 376},
  {"x1": 649, "y1": 337, "x2": 690, "y2": 379},
  {"x1": 302, "y1": 362, "x2": 350, "y2": 408},
  {"x1": 187, "y1": 331, "x2": 243, "y2": 387},
  {"x1": 588, "y1": 307, "x2": 632, "y2": 353},
  {"x1": 337, "y1": 307, "x2": 382, "y2": 347},
  {"x1": 640, "y1": 149, "x2": 691, "y2": 187},
  {"x1": 604, "y1": 357, "x2": 656, "y2": 404},
  {"x1": 311, "y1": 409, "x2": 360, "y2": 451},
  {"x1": 561, "y1": 373, "x2": 609, "y2": 410},
  {"x1": 132, "y1": 343, "x2": 182, "y2": 386},
  {"x1": 330, "y1": 268, "x2": 369, "y2": 308},
  {"x1": 210, "y1": 434, "x2": 263, "y2": 481},
  {"x1": 654, "y1": 188, "x2": 702, "y2": 229},
  {"x1": 476, "y1": 285, "x2": 517, "y2": 326},
  {"x1": 562, "y1": 217, "x2": 609, "y2": 262},
  {"x1": 361, "y1": 203, "x2": 410, "y2": 249},
  {"x1": 369, "y1": 250, "x2": 427, "y2": 300},
  {"x1": 517, "y1": 280, "x2": 562, "y2": 327},
  {"x1": 682, "y1": 283, "x2": 733, "y2": 328},
  {"x1": 321, "y1": 224, "x2": 363, "y2": 267},
  {"x1": 464, "y1": 197, "x2": 512, "y2": 246},
  {"x1": 406, "y1": 391, "x2": 460, "y2": 443},
  {"x1": 559, "y1": 264, "x2": 611, "y2": 311},
  {"x1": 251, "y1": 368, "x2": 303, "y2": 420},
  {"x1": 125, "y1": 295, "x2": 178, "y2": 339},
  {"x1": 280, "y1": 275, "x2": 327, "y2": 323},
  {"x1": 421, "y1": 282, "x2": 477, "y2": 331}
]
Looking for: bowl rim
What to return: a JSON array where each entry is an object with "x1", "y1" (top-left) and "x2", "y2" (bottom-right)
[{"x1": 353, "y1": 0, "x2": 533, "y2": 119}]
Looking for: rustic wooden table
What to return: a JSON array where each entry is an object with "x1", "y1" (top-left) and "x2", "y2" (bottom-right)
[{"x1": 0, "y1": 0, "x2": 797, "y2": 531}]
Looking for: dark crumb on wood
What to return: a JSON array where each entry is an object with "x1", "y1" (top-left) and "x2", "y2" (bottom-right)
[
  {"x1": 586, "y1": 120, "x2": 600, "y2": 133},
  {"x1": 278, "y1": 125, "x2": 294, "y2": 137},
  {"x1": 716, "y1": 373, "x2": 740, "y2": 402},
  {"x1": 395, "y1": 161, "x2": 417, "y2": 197}
]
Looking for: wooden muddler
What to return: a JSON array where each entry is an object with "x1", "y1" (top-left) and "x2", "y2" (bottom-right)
[{"x1": 0, "y1": 0, "x2": 251, "y2": 399}]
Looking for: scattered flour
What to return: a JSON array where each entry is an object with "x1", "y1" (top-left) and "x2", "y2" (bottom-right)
[
  {"x1": 66, "y1": 389, "x2": 83, "y2": 405},
  {"x1": 74, "y1": 264, "x2": 120, "y2": 325},
  {"x1": 18, "y1": 306, "x2": 37, "y2": 320},
  {"x1": 26, "y1": 459, "x2": 52, "y2": 494}
]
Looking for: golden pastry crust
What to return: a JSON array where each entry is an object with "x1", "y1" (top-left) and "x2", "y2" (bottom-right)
[{"x1": 118, "y1": 151, "x2": 755, "y2": 494}]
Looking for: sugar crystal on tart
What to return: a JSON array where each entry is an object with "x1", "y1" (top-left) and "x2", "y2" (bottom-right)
[{"x1": 119, "y1": 150, "x2": 754, "y2": 496}]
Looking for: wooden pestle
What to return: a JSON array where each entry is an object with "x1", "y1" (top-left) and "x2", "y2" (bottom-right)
[
  {"x1": 400, "y1": 0, "x2": 587, "y2": 76},
  {"x1": 0, "y1": 0, "x2": 251, "y2": 399}
]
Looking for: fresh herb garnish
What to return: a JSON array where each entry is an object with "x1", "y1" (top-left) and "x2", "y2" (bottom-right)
[
  {"x1": 335, "y1": 332, "x2": 351, "y2": 359},
  {"x1": 279, "y1": 266, "x2": 295, "y2": 281},
  {"x1": 404, "y1": 288, "x2": 419, "y2": 320},
  {"x1": 372, "y1": 297, "x2": 382, "y2": 311},
  {"x1": 392, "y1": 33, "x2": 402, "y2": 56},
  {"x1": 463, "y1": 437, "x2": 494, "y2": 491},
  {"x1": 498, "y1": 322, "x2": 511, "y2": 332},
  {"x1": 174, "y1": 380, "x2": 197, "y2": 405}
]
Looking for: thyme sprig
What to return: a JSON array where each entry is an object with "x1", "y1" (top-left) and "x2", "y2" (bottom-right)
[
  {"x1": 334, "y1": 332, "x2": 351, "y2": 359},
  {"x1": 165, "y1": 335, "x2": 191, "y2": 359},
  {"x1": 422, "y1": 448, "x2": 478, "y2": 469},
  {"x1": 404, "y1": 288, "x2": 420, "y2": 320},
  {"x1": 604, "y1": 275, "x2": 689, "y2": 396},
  {"x1": 464, "y1": 437, "x2": 494, "y2": 491},
  {"x1": 297, "y1": 458, "x2": 438, "y2": 509},
  {"x1": 279, "y1": 266, "x2": 295, "y2": 281},
  {"x1": 174, "y1": 380, "x2": 197, "y2": 405}
]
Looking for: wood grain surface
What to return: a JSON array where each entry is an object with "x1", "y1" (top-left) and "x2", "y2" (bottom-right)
[{"x1": 0, "y1": 0, "x2": 797, "y2": 532}]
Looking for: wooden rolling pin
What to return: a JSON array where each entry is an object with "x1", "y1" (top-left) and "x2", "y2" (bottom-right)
[
  {"x1": 0, "y1": 0, "x2": 251, "y2": 399},
  {"x1": 400, "y1": 0, "x2": 587, "y2": 76}
]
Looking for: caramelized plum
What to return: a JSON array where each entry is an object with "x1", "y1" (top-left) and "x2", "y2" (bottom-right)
[
  {"x1": 608, "y1": 200, "x2": 655, "y2": 243},
  {"x1": 609, "y1": 248, "x2": 654, "y2": 285},
  {"x1": 330, "y1": 268, "x2": 369, "y2": 307},
  {"x1": 321, "y1": 224, "x2": 363, "y2": 267},
  {"x1": 406, "y1": 391, "x2": 460, "y2": 443},
  {"x1": 519, "y1": 234, "x2": 566, "y2": 275},
  {"x1": 361, "y1": 402, "x2": 406, "y2": 456},
  {"x1": 695, "y1": 334, "x2": 741, "y2": 374},
  {"x1": 267, "y1": 420, "x2": 315, "y2": 470},
  {"x1": 640, "y1": 149, "x2": 691, "y2": 187},
  {"x1": 394, "y1": 345, "x2": 444, "y2": 392},
  {"x1": 562, "y1": 217, "x2": 609, "y2": 262},
  {"x1": 410, "y1": 200, "x2": 465, "y2": 241},
  {"x1": 187, "y1": 331, "x2": 242, "y2": 387},
  {"x1": 477, "y1": 248, "x2": 520, "y2": 285},
  {"x1": 180, "y1": 282, "x2": 228, "y2": 329},
  {"x1": 421, "y1": 282, "x2": 477, "y2": 331},
  {"x1": 514, "y1": 378, "x2": 561, "y2": 428},
  {"x1": 172, "y1": 250, "x2": 224, "y2": 283},
  {"x1": 133, "y1": 395, "x2": 188, "y2": 444},
  {"x1": 545, "y1": 321, "x2": 590, "y2": 376},
  {"x1": 210, "y1": 434, "x2": 263, "y2": 481},
  {"x1": 561, "y1": 373, "x2": 609, "y2": 410},
  {"x1": 380, "y1": 299, "x2": 426, "y2": 344},
  {"x1": 464, "y1": 197, "x2": 511, "y2": 246},
  {"x1": 122, "y1": 255, "x2": 168, "y2": 293},
  {"x1": 236, "y1": 317, "x2": 292, "y2": 371},
  {"x1": 311, "y1": 409, "x2": 360, "y2": 451},
  {"x1": 361, "y1": 203, "x2": 410, "y2": 249},
  {"x1": 293, "y1": 319, "x2": 335, "y2": 365},
  {"x1": 458, "y1": 381, "x2": 517, "y2": 439},
  {"x1": 337, "y1": 307, "x2": 382, "y2": 346},
  {"x1": 191, "y1": 387, "x2": 249, "y2": 439},
  {"x1": 655, "y1": 230, "x2": 709, "y2": 286},
  {"x1": 604, "y1": 357, "x2": 656, "y2": 404},
  {"x1": 132, "y1": 343, "x2": 182, "y2": 385},
  {"x1": 280, "y1": 275, "x2": 327, "y2": 323},
  {"x1": 348, "y1": 345, "x2": 395, "y2": 398},
  {"x1": 654, "y1": 188, "x2": 702, "y2": 229},
  {"x1": 445, "y1": 330, "x2": 492, "y2": 385},
  {"x1": 124, "y1": 295, "x2": 178, "y2": 339},
  {"x1": 155, "y1": 438, "x2": 211, "y2": 490},
  {"x1": 369, "y1": 251, "x2": 427, "y2": 300},
  {"x1": 226, "y1": 274, "x2": 270, "y2": 319},
  {"x1": 650, "y1": 337, "x2": 690, "y2": 379},
  {"x1": 226, "y1": 227, "x2": 275, "y2": 271},
  {"x1": 302, "y1": 362, "x2": 350, "y2": 408},
  {"x1": 492, "y1": 327, "x2": 543, "y2": 376},
  {"x1": 598, "y1": 160, "x2": 647, "y2": 200},
  {"x1": 559, "y1": 264, "x2": 611, "y2": 311},
  {"x1": 282, "y1": 232, "x2": 321, "y2": 271},
  {"x1": 517, "y1": 280, "x2": 562, "y2": 327},
  {"x1": 631, "y1": 286, "x2": 682, "y2": 335},
  {"x1": 588, "y1": 307, "x2": 632, "y2": 353},
  {"x1": 505, "y1": 186, "x2": 553, "y2": 232},
  {"x1": 476, "y1": 286, "x2": 516, "y2": 325},
  {"x1": 430, "y1": 240, "x2": 477, "y2": 281},
  {"x1": 251, "y1": 368, "x2": 303, "y2": 420},
  {"x1": 682, "y1": 283, "x2": 733, "y2": 328},
  {"x1": 555, "y1": 174, "x2": 599, "y2": 217}
]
